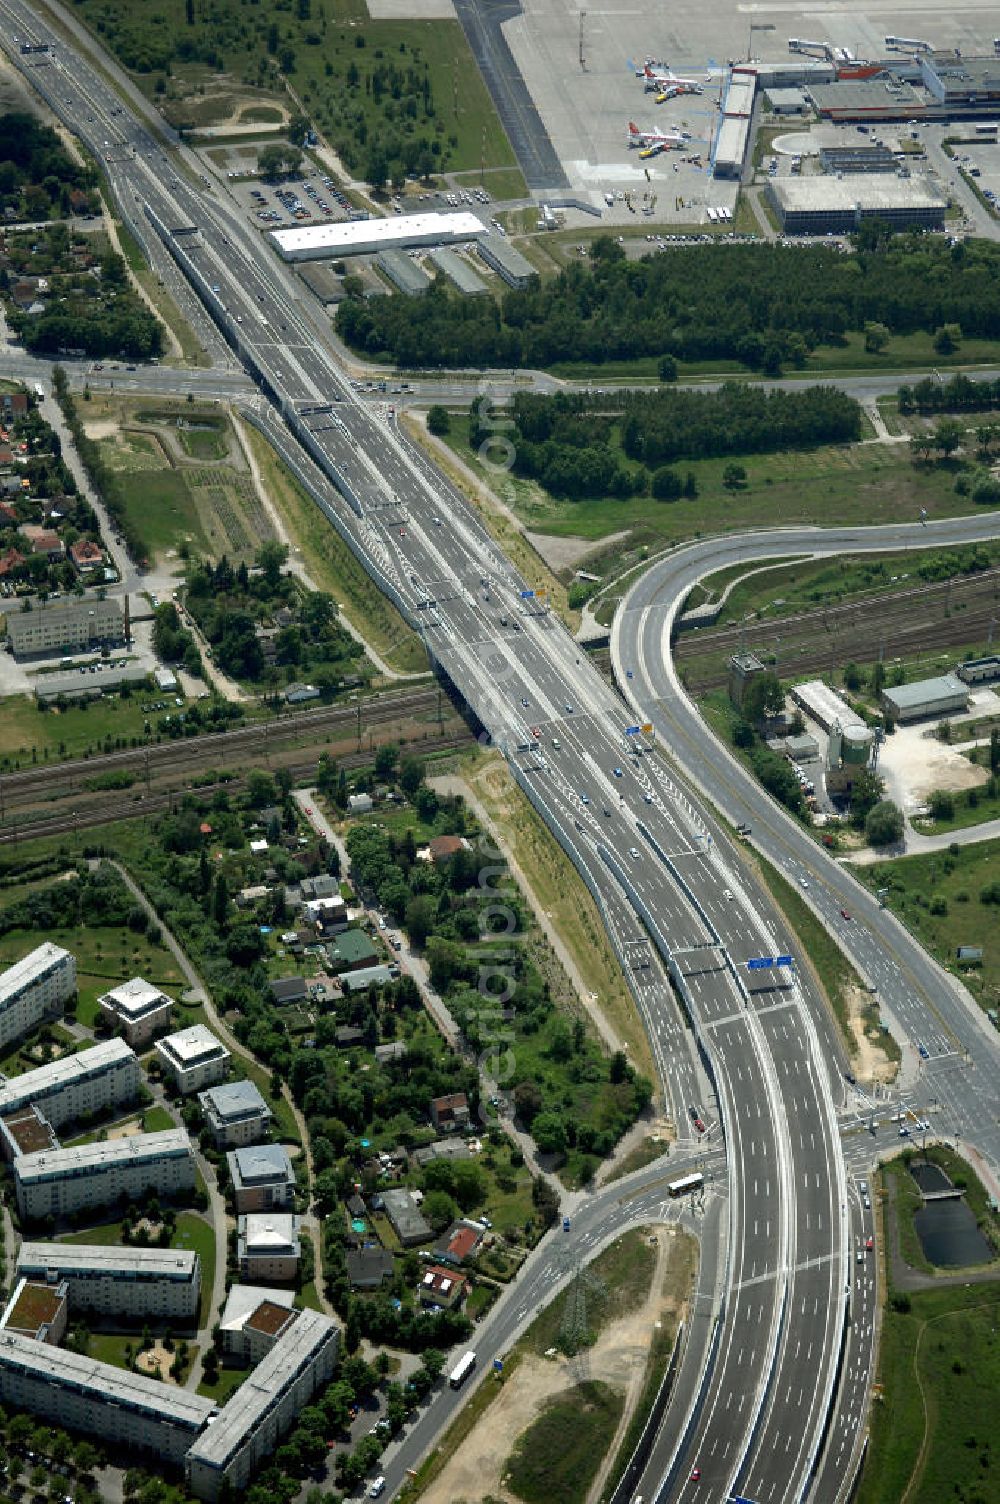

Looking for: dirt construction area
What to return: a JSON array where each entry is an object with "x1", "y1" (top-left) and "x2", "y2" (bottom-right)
[{"x1": 421, "y1": 1226, "x2": 694, "y2": 1504}]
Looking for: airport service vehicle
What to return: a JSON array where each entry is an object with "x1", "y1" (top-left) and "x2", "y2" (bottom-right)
[
  {"x1": 449, "y1": 1350, "x2": 477, "y2": 1389},
  {"x1": 668, "y1": 1172, "x2": 704, "y2": 1198}
]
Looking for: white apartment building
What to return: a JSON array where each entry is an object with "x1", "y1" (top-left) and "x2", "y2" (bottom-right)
[
  {"x1": 185, "y1": 1309, "x2": 339, "y2": 1501},
  {"x1": 156, "y1": 1024, "x2": 230, "y2": 1095},
  {"x1": 227, "y1": 1143, "x2": 296, "y2": 1214},
  {"x1": 237, "y1": 1214, "x2": 301, "y2": 1283},
  {"x1": 14, "y1": 1129, "x2": 195, "y2": 1221},
  {"x1": 198, "y1": 1079, "x2": 272, "y2": 1149},
  {"x1": 0, "y1": 944, "x2": 76, "y2": 1052},
  {"x1": 97, "y1": 977, "x2": 174, "y2": 1049},
  {"x1": 0, "y1": 1331, "x2": 216, "y2": 1465},
  {"x1": 218, "y1": 1285, "x2": 297, "y2": 1365},
  {"x1": 16, "y1": 1242, "x2": 201, "y2": 1322},
  {"x1": 0, "y1": 1038, "x2": 140, "y2": 1131}
]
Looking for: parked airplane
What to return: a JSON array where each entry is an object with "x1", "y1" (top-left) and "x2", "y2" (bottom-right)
[
  {"x1": 627, "y1": 120, "x2": 689, "y2": 156},
  {"x1": 643, "y1": 62, "x2": 703, "y2": 95}
]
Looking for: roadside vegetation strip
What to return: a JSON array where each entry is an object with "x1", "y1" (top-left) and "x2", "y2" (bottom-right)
[
  {"x1": 244, "y1": 423, "x2": 428, "y2": 676},
  {"x1": 399, "y1": 1348, "x2": 525, "y2": 1500},
  {"x1": 504, "y1": 1381, "x2": 625, "y2": 1504},
  {"x1": 455, "y1": 750, "x2": 653, "y2": 1085}
]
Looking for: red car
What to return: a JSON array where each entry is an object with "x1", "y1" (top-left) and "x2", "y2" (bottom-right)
[{"x1": 691, "y1": 1466, "x2": 701, "y2": 1481}]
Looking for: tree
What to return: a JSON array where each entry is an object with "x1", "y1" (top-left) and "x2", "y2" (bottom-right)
[
  {"x1": 722, "y1": 463, "x2": 747, "y2": 491},
  {"x1": 933, "y1": 323, "x2": 961, "y2": 355},
  {"x1": 366, "y1": 146, "x2": 390, "y2": 192},
  {"x1": 658, "y1": 353, "x2": 678, "y2": 382},
  {"x1": 400, "y1": 756, "x2": 425, "y2": 797},
  {"x1": 743, "y1": 670, "x2": 784, "y2": 727},
  {"x1": 843, "y1": 662, "x2": 862, "y2": 692},
  {"x1": 513, "y1": 1079, "x2": 542, "y2": 1124},
  {"x1": 865, "y1": 799, "x2": 904, "y2": 848},
  {"x1": 427, "y1": 405, "x2": 450, "y2": 436},
  {"x1": 849, "y1": 767, "x2": 884, "y2": 826},
  {"x1": 532, "y1": 1111, "x2": 567, "y2": 1156},
  {"x1": 863, "y1": 321, "x2": 890, "y2": 354},
  {"x1": 374, "y1": 742, "x2": 398, "y2": 780},
  {"x1": 422, "y1": 1189, "x2": 458, "y2": 1231},
  {"x1": 932, "y1": 417, "x2": 964, "y2": 458},
  {"x1": 256, "y1": 540, "x2": 289, "y2": 589},
  {"x1": 651, "y1": 465, "x2": 682, "y2": 501},
  {"x1": 731, "y1": 719, "x2": 754, "y2": 749},
  {"x1": 927, "y1": 789, "x2": 954, "y2": 820}
]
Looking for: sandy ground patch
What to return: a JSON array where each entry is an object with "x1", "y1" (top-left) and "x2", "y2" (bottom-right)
[
  {"x1": 422, "y1": 1227, "x2": 691, "y2": 1504},
  {"x1": 136, "y1": 1342, "x2": 177, "y2": 1383},
  {"x1": 106, "y1": 1117, "x2": 144, "y2": 1141},
  {"x1": 81, "y1": 418, "x2": 120, "y2": 441},
  {"x1": 876, "y1": 692, "x2": 1000, "y2": 815},
  {"x1": 845, "y1": 984, "x2": 897, "y2": 1085},
  {"x1": 526, "y1": 528, "x2": 630, "y2": 573}
]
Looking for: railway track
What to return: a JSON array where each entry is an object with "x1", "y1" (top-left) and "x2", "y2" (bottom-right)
[
  {"x1": 675, "y1": 567, "x2": 1000, "y2": 692},
  {"x1": 0, "y1": 685, "x2": 449, "y2": 815},
  {"x1": 0, "y1": 733, "x2": 474, "y2": 845}
]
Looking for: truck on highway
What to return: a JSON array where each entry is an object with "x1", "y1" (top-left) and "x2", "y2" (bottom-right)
[{"x1": 448, "y1": 1350, "x2": 476, "y2": 1389}]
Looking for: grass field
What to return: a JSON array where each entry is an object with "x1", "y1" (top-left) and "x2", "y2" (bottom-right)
[
  {"x1": 441, "y1": 429, "x2": 979, "y2": 564},
  {"x1": 197, "y1": 1363, "x2": 248, "y2": 1402},
  {"x1": 858, "y1": 841, "x2": 1000, "y2": 1016},
  {"x1": 92, "y1": 399, "x2": 275, "y2": 565},
  {"x1": 244, "y1": 422, "x2": 428, "y2": 675},
  {"x1": 858, "y1": 1151, "x2": 1000, "y2": 1504},
  {"x1": 0, "y1": 693, "x2": 165, "y2": 769},
  {"x1": 72, "y1": 0, "x2": 517, "y2": 178},
  {"x1": 505, "y1": 1381, "x2": 625, "y2": 1504},
  {"x1": 112, "y1": 219, "x2": 208, "y2": 368},
  {"x1": 173, "y1": 1211, "x2": 216, "y2": 1326}
]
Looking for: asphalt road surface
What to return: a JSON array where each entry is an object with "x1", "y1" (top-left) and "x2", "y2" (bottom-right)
[{"x1": 3, "y1": 12, "x2": 999, "y2": 1504}]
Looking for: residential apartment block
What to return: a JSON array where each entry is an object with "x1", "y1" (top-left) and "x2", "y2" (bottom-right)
[
  {"x1": 0, "y1": 1331, "x2": 217, "y2": 1466},
  {"x1": 218, "y1": 1285, "x2": 297, "y2": 1365},
  {"x1": 0, "y1": 1038, "x2": 140, "y2": 1132},
  {"x1": 237, "y1": 1214, "x2": 301, "y2": 1282},
  {"x1": 16, "y1": 1242, "x2": 201, "y2": 1322},
  {"x1": 227, "y1": 1143, "x2": 296, "y2": 1214},
  {"x1": 0, "y1": 944, "x2": 76, "y2": 1052},
  {"x1": 198, "y1": 1079, "x2": 272, "y2": 1149},
  {"x1": 155, "y1": 1024, "x2": 230, "y2": 1095},
  {"x1": 185, "y1": 1309, "x2": 339, "y2": 1501},
  {"x1": 97, "y1": 977, "x2": 174, "y2": 1049},
  {"x1": 14, "y1": 1129, "x2": 195, "y2": 1221}
]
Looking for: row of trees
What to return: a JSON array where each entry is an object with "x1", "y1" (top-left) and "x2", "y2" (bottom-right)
[
  {"x1": 898, "y1": 373, "x2": 1000, "y2": 415},
  {"x1": 338, "y1": 234, "x2": 1000, "y2": 373}
]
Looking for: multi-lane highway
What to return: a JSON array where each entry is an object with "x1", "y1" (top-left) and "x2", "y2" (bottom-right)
[{"x1": 2, "y1": 10, "x2": 997, "y2": 1504}]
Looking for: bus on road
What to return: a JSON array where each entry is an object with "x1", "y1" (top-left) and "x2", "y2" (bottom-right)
[
  {"x1": 449, "y1": 1350, "x2": 476, "y2": 1389},
  {"x1": 668, "y1": 1172, "x2": 704, "y2": 1198}
]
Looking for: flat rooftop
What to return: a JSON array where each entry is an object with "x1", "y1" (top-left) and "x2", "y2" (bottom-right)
[
  {"x1": 199, "y1": 1079, "x2": 269, "y2": 1121},
  {"x1": 246, "y1": 1300, "x2": 297, "y2": 1337},
  {"x1": 0, "y1": 1039, "x2": 135, "y2": 1113},
  {"x1": 18, "y1": 1241, "x2": 198, "y2": 1279},
  {"x1": 0, "y1": 1330, "x2": 217, "y2": 1427},
  {"x1": 228, "y1": 1142, "x2": 295, "y2": 1187},
  {"x1": 769, "y1": 176, "x2": 946, "y2": 212},
  {"x1": 271, "y1": 211, "x2": 484, "y2": 259},
  {"x1": 1, "y1": 1107, "x2": 58, "y2": 1155},
  {"x1": 185, "y1": 1310, "x2": 336, "y2": 1469},
  {"x1": 99, "y1": 977, "x2": 171, "y2": 1018},
  {"x1": 0, "y1": 944, "x2": 72, "y2": 1003},
  {"x1": 158, "y1": 1025, "x2": 228, "y2": 1067},
  {"x1": 883, "y1": 673, "x2": 968, "y2": 707},
  {"x1": 239, "y1": 1214, "x2": 299, "y2": 1254},
  {"x1": 3, "y1": 1280, "x2": 65, "y2": 1332},
  {"x1": 15, "y1": 1128, "x2": 191, "y2": 1183},
  {"x1": 219, "y1": 1284, "x2": 296, "y2": 1333}
]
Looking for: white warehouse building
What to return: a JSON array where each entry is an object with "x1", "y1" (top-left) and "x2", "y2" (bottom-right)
[
  {"x1": 16, "y1": 1242, "x2": 201, "y2": 1322},
  {"x1": 0, "y1": 944, "x2": 76, "y2": 1053},
  {"x1": 0, "y1": 1038, "x2": 140, "y2": 1132},
  {"x1": 270, "y1": 211, "x2": 485, "y2": 263},
  {"x1": 14, "y1": 1129, "x2": 195, "y2": 1221},
  {"x1": 0, "y1": 1331, "x2": 216, "y2": 1465}
]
